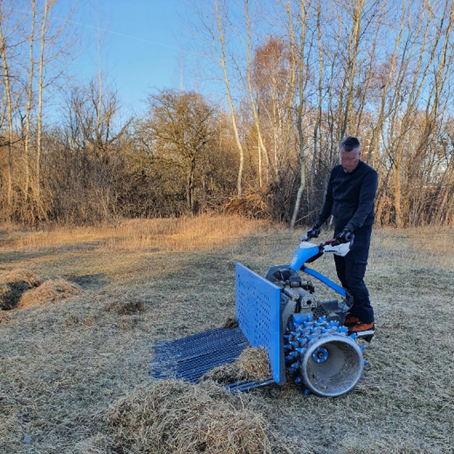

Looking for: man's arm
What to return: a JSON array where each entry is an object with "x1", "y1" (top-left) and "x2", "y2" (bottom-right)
[{"x1": 344, "y1": 170, "x2": 378, "y2": 232}]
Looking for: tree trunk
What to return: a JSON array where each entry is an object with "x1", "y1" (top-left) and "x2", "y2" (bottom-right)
[
  {"x1": 215, "y1": 0, "x2": 244, "y2": 196},
  {"x1": 0, "y1": 21, "x2": 14, "y2": 212}
]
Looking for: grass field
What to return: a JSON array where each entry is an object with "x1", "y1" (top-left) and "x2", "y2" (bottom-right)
[{"x1": 1, "y1": 216, "x2": 453, "y2": 453}]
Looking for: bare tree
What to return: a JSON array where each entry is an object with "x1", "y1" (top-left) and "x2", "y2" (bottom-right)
[
  {"x1": 0, "y1": 2, "x2": 18, "y2": 211},
  {"x1": 185, "y1": 0, "x2": 247, "y2": 196},
  {"x1": 46, "y1": 80, "x2": 131, "y2": 223},
  {"x1": 0, "y1": 0, "x2": 76, "y2": 223},
  {"x1": 23, "y1": 0, "x2": 37, "y2": 205},
  {"x1": 146, "y1": 89, "x2": 218, "y2": 213},
  {"x1": 35, "y1": 0, "x2": 75, "y2": 212},
  {"x1": 291, "y1": 0, "x2": 311, "y2": 228}
]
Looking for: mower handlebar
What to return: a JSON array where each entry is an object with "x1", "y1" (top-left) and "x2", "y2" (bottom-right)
[
  {"x1": 322, "y1": 235, "x2": 355, "y2": 248},
  {"x1": 299, "y1": 235, "x2": 355, "y2": 249}
]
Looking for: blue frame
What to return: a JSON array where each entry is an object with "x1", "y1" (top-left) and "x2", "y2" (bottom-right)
[
  {"x1": 301, "y1": 267, "x2": 346, "y2": 297},
  {"x1": 289, "y1": 242, "x2": 346, "y2": 297},
  {"x1": 235, "y1": 263, "x2": 285, "y2": 385}
]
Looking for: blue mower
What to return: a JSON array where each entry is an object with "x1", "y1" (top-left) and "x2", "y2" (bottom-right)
[{"x1": 151, "y1": 232, "x2": 371, "y2": 397}]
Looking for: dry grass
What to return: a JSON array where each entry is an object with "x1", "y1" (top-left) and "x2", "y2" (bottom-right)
[
  {"x1": 0, "y1": 215, "x2": 270, "y2": 253},
  {"x1": 0, "y1": 269, "x2": 40, "y2": 287},
  {"x1": 106, "y1": 300, "x2": 146, "y2": 316},
  {"x1": 237, "y1": 347, "x2": 271, "y2": 380},
  {"x1": 0, "y1": 269, "x2": 41, "y2": 310},
  {"x1": 0, "y1": 218, "x2": 453, "y2": 453},
  {"x1": 18, "y1": 279, "x2": 82, "y2": 309},
  {"x1": 0, "y1": 310, "x2": 11, "y2": 325},
  {"x1": 202, "y1": 347, "x2": 271, "y2": 384},
  {"x1": 105, "y1": 379, "x2": 274, "y2": 454},
  {"x1": 222, "y1": 315, "x2": 239, "y2": 329}
]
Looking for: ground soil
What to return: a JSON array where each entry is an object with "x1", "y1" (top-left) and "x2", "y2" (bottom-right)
[{"x1": 0, "y1": 222, "x2": 453, "y2": 453}]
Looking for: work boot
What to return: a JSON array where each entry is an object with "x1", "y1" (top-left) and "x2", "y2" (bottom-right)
[
  {"x1": 349, "y1": 321, "x2": 375, "y2": 334},
  {"x1": 344, "y1": 314, "x2": 361, "y2": 326}
]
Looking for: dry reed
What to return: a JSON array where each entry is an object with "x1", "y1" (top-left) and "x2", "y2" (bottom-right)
[
  {"x1": 107, "y1": 379, "x2": 273, "y2": 454},
  {"x1": 18, "y1": 279, "x2": 82, "y2": 309},
  {"x1": 106, "y1": 300, "x2": 146, "y2": 315},
  {"x1": 1, "y1": 220, "x2": 453, "y2": 454},
  {"x1": 222, "y1": 315, "x2": 239, "y2": 328},
  {"x1": 0, "y1": 215, "x2": 269, "y2": 253},
  {"x1": 237, "y1": 347, "x2": 272, "y2": 380},
  {"x1": 202, "y1": 347, "x2": 271, "y2": 384},
  {"x1": 0, "y1": 269, "x2": 40, "y2": 287},
  {"x1": 0, "y1": 269, "x2": 41, "y2": 310}
]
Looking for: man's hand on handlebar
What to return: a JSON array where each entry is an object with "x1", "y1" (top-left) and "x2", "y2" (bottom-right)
[
  {"x1": 335, "y1": 229, "x2": 353, "y2": 244},
  {"x1": 301, "y1": 225, "x2": 321, "y2": 242}
]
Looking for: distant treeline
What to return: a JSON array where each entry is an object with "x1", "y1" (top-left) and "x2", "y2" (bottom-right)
[{"x1": 1, "y1": 0, "x2": 454, "y2": 227}]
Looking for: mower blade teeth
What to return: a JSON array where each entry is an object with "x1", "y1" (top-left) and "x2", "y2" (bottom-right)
[{"x1": 284, "y1": 316, "x2": 364, "y2": 397}]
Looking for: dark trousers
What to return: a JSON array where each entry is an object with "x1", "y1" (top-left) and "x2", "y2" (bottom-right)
[{"x1": 333, "y1": 225, "x2": 374, "y2": 324}]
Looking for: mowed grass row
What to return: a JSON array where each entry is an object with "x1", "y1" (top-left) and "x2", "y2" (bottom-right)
[{"x1": 0, "y1": 217, "x2": 453, "y2": 453}]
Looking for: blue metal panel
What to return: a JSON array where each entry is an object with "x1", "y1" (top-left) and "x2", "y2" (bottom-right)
[{"x1": 235, "y1": 263, "x2": 285, "y2": 385}]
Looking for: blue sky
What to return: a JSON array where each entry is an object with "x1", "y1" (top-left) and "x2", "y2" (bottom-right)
[{"x1": 69, "y1": 0, "x2": 189, "y2": 114}]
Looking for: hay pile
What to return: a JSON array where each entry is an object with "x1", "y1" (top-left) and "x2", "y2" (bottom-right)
[
  {"x1": 0, "y1": 270, "x2": 81, "y2": 311},
  {"x1": 0, "y1": 269, "x2": 41, "y2": 287},
  {"x1": 222, "y1": 315, "x2": 239, "y2": 329},
  {"x1": 202, "y1": 347, "x2": 271, "y2": 385},
  {"x1": 107, "y1": 379, "x2": 273, "y2": 454},
  {"x1": 237, "y1": 347, "x2": 272, "y2": 380},
  {"x1": 106, "y1": 300, "x2": 146, "y2": 315},
  {"x1": 0, "y1": 269, "x2": 40, "y2": 310},
  {"x1": 18, "y1": 279, "x2": 82, "y2": 309}
]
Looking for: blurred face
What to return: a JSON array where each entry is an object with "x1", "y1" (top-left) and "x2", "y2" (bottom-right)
[{"x1": 340, "y1": 147, "x2": 360, "y2": 173}]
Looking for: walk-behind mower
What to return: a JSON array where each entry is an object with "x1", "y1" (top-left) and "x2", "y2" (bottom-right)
[{"x1": 151, "y1": 233, "x2": 372, "y2": 397}]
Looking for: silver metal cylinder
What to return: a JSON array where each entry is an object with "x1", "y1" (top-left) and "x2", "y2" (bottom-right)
[{"x1": 299, "y1": 334, "x2": 364, "y2": 397}]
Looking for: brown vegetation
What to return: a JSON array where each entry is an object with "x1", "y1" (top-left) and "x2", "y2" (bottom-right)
[
  {"x1": 0, "y1": 215, "x2": 269, "y2": 253},
  {"x1": 106, "y1": 300, "x2": 146, "y2": 316},
  {"x1": 1, "y1": 1, "x2": 454, "y2": 227},
  {"x1": 0, "y1": 217, "x2": 453, "y2": 453},
  {"x1": 202, "y1": 347, "x2": 271, "y2": 384},
  {"x1": 17, "y1": 279, "x2": 81, "y2": 309},
  {"x1": 0, "y1": 269, "x2": 41, "y2": 287},
  {"x1": 105, "y1": 379, "x2": 276, "y2": 454},
  {"x1": 0, "y1": 269, "x2": 40, "y2": 310}
]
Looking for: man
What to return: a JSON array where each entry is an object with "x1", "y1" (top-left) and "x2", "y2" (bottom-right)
[{"x1": 306, "y1": 136, "x2": 378, "y2": 335}]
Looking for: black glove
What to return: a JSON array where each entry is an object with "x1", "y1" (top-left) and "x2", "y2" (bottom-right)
[
  {"x1": 335, "y1": 229, "x2": 353, "y2": 244},
  {"x1": 306, "y1": 225, "x2": 321, "y2": 239}
]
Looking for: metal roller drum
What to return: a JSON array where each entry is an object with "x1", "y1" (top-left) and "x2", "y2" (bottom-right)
[{"x1": 285, "y1": 315, "x2": 364, "y2": 396}]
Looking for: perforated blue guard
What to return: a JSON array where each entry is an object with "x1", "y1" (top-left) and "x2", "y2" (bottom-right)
[{"x1": 235, "y1": 263, "x2": 285, "y2": 385}]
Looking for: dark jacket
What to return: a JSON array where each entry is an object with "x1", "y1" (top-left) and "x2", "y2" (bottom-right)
[{"x1": 316, "y1": 160, "x2": 378, "y2": 233}]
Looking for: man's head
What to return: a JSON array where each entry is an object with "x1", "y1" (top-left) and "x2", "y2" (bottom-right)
[{"x1": 339, "y1": 136, "x2": 361, "y2": 173}]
